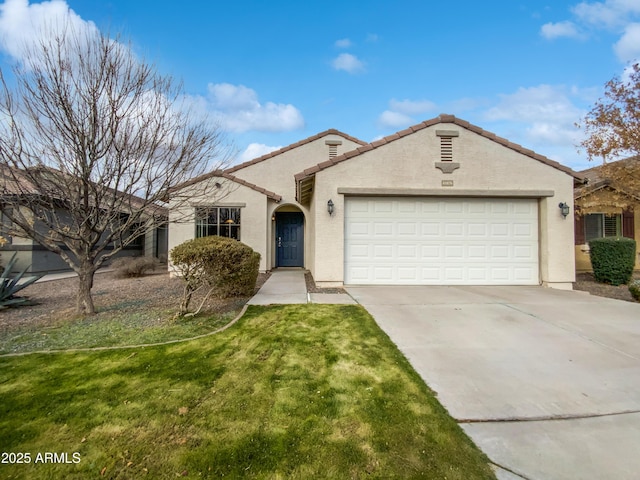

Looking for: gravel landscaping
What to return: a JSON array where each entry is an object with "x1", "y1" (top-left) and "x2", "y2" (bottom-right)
[
  {"x1": 0, "y1": 268, "x2": 269, "y2": 333},
  {"x1": 574, "y1": 272, "x2": 640, "y2": 302},
  {"x1": 2, "y1": 269, "x2": 637, "y2": 334}
]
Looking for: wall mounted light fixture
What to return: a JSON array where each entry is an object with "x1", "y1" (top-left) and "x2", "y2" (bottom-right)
[
  {"x1": 558, "y1": 202, "x2": 570, "y2": 218},
  {"x1": 327, "y1": 199, "x2": 334, "y2": 216}
]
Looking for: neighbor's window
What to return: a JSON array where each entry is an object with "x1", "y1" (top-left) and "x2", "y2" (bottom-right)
[
  {"x1": 129, "y1": 223, "x2": 145, "y2": 248},
  {"x1": 195, "y1": 207, "x2": 241, "y2": 240},
  {"x1": 584, "y1": 213, "x2": 621, "y2": 242}
]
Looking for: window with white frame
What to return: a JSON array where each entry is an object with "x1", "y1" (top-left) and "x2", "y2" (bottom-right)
[
  {"x1": 584, "y1": 213, "x2": 621, "y2": 243},
  {"x1": 195, "y1": 207, "x2": 241, "y2": 240}
]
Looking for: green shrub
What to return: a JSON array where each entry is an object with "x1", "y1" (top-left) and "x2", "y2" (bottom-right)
[
  {"x1": 111, "y1": 256, "x2": 159, "y2": 278},
  {"x1": 170, "y1": 236, "x2": 260, "y2": 315},
  {"x1": 629, "y1": 280, "x2": 640, "y2": 302},
  {"x1": 589, "y1": 237, "x2": 636, "y2": 285}
]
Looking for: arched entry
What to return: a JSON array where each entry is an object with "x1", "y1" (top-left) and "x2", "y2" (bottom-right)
[{"x1": 274, "y1": 208, "x2": 304, "y2": 267}]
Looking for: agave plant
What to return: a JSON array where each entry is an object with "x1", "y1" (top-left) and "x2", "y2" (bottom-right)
[{"x1": 1, "y1": 253, "x2": 44, "y2": 308}]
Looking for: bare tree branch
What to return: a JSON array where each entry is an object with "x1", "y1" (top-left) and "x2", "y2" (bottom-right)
[{"x1": 0, "y1": 22, "x2": 230, "y2": 315}]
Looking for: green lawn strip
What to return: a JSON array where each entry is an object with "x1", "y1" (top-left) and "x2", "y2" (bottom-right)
[
  {"x1": 0, "y1": 301, "x2": 247, "y2": 354},
  {"x1": 0, "y1": 304, "x2": 495, "y2": 479}
]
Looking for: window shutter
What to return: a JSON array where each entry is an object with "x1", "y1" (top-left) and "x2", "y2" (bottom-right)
[
  {"x1": 622, "y1": 208, "x2": 634, "y2": 239},
  {"x1": 574, "y1": 215, "x2": 585, "y2": 245}
]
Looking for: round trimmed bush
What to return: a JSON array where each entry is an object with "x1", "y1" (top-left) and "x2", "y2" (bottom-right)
[
  {"x1": 589, "y1": 237, "x2": 636, "y2": 286},
  {"x1": 171, "y1": 236, "x2": 260, "y2": 298}
]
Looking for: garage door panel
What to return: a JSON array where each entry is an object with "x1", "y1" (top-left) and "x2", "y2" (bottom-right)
[
  {"x1": 345, "y1": 197, "x2": 539, "y2": 285},
  {"x1": 373, "y1": 266, "x2": 393, "y2": 281},
  {"x1": 374, "y1": 201, "x2": 393, "y2": 213},
  {"x1": 397, "y1": 222, "x2": 417, "y2": 236}
]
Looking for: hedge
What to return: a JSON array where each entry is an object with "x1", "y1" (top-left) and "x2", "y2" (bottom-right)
[{"x1": 589, "y1": 237, "x2": 636, "y2": 286}]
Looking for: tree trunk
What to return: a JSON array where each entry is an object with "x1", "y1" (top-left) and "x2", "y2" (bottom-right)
[{"x1": 77, "y1": 267, "x2": 96, "y2": 315}]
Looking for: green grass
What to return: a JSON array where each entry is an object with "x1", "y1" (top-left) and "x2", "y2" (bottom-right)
[
  {"x1": 0, "y1": 300, "x2": 247, "y2": 354},
  {"x1": 0, "y1": 305, "x2": 495, "y2": 479}
]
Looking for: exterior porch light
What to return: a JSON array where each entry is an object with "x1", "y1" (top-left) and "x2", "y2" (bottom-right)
[
  {"x1": 558, "y1": 202, "x2": 570, "y2": 218},
  {"x1": 327, "y1": 199, "x2": 334, "y2": 216}
]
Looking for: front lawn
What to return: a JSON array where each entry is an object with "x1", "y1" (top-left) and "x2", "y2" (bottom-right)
[{"x1": 0, "y1": 305, "x2": 495, "y2": 479}]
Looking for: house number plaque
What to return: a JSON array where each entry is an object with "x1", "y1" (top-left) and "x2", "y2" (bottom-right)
[{"x1": 441, "y1": 180, "x2": 454, "y2": 187}]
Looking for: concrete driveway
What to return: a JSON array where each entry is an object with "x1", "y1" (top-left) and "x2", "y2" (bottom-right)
[{"x1": 346, "y1": 285, "x2": 640, "y2": 480}]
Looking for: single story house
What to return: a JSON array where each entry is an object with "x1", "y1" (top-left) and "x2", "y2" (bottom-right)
[
  {"x1": 0, "y1": 165, "x2": 168, "y2": 274},
  {"x1": 169, "y1": 114, "x2": 581, "y2": 289},
  {"x1": 574, "y1": 156, "x2": 640, "y2": 271}
]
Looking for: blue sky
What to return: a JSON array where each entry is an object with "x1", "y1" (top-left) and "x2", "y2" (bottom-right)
[{"x1": 1, "y1": 0, "x2": 639, "y2": 170}]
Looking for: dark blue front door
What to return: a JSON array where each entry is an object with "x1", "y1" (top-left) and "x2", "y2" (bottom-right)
[{"x1": 276, "y1": 212, "x2": 304, "y2": 267}]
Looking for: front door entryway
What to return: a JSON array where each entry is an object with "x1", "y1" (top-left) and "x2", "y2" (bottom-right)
[{"x1": 276, "y1": 212, "x2": 304, "y2": 267}]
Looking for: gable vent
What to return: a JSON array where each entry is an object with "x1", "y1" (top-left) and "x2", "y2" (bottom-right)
[
  {"x1": 325, "y1": 139, "x2": 342, "y2": 160},
  {"x1": 436, "y1": 130, "x2": 459, "y2": 161},
  {"x1": 434, "y1": 130, "x2": 460, "y2": 174},
  {"x1": 440, "y1": 136, "x2": 453, "y2": 161}
]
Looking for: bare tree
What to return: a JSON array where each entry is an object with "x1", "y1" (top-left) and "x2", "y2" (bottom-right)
[{"x1": 0, "y1": 24, "x2": 229, "y2": 315}]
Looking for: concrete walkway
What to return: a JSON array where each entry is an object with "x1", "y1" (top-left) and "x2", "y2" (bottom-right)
[{"x1": 247, "y1": 270, "x2": 356, "y2": 305}]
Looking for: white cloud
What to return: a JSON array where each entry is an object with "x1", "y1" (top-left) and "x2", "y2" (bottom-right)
[
  {"x1": 377, "y1": 110, "x2": 413, "y2": 129},
  {"x1": 377, "y1": 98, "x2": 437, "y2": 129},
  {"x1": 0, "y1": 0, "x2": 98, "y2": 63},
  {"x1": 614, "y1": 22, "x2": 640, "y2": 62},
  {"x1": 206, "y1": 83, "x2": 304, "y2": 133},
  {"x1": 540, "y1": 21, "x2": 583, "y2": 39},
  {"x1": 484, "y1": 84, "x2": 586, "y2": 147},
  {"x1": 366, "y1": 33, "x2": 379, "y2": 43},
  {"x1": 571, "y1": 0, "x2": 640, "y2": 29},
  {"x1": 332, "y1": 53, "x2": 365, "y2": 74},
  {"x1": 238, "y1": 143, "x2": 282, "y2": 163},
  {"x1": 543, "y1": 0, "x2": 640, "y2": 64},
  {"x1": 334, "y1": 38, "x2": 352, "y2": 48},
  {"x1": 486, "y1": 85, "x2": 582, "y2": 123}
]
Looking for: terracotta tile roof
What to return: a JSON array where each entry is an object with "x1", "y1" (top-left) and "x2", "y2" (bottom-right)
[
  {"x1": 170, "y1": 170, "x2": 282, "y2": 202},
  {"x1": 226, "y1": 129, "x2": 367, "y2": 174},
  {"x1": 170, "y1": 128, "x2": 365, "y2": 198},
  {"x1": 294, "y1": 114, "x2": 584, "y2": 185}
]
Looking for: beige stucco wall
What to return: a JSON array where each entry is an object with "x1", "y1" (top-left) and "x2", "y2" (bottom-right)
[
  {"x1": 167, "y1": 176, "x2": 269, "y2": 272},
  {"x1": 168, "y1": 133, "x2": 362, "y2": 274},
  {"x1": 575, "y1": 209, "x2": 640, "y2": 271},
  {"x1": 310, "y1": 122, "x2": 576, "y2": 289},
  {"x1": 229, "y1": 133, "x2": 362, "y2": 270},
  {"x1": 231, "y1": 134, "x2": 362, "y2": 204}
]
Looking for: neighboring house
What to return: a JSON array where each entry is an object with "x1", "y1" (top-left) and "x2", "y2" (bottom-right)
[
  {"x1": 0, "y1": 166, "x2": 168, "y2": 274},
  {"x1": 574, "y1": 156, "x2": 640, "y2": 272},
  {"x1": 169, "y1": 114, "x2": 581, "y2": 289}
]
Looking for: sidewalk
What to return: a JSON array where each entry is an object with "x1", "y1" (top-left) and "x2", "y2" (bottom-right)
[{"x1": 248, "y1": 270, "x2": 356, "y2": 305}]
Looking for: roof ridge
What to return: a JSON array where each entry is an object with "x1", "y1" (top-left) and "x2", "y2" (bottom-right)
[
  {"x1": 221, "y1": 172, "x2": 282, "y2": 202},
  {"x1": 168, "y1": 169, "x2": 282, "y2": 202},
  {"x1": 226, "y1": 128, "x2": 367, "y2": 174},
  {"x1": 294, "y1": 114, "x2": 583, "y2": 184}
]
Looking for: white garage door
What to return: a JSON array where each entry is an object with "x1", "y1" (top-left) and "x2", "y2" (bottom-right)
[{"x1": 344, "y1": 197, "x2": 539, "y2": 285}]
